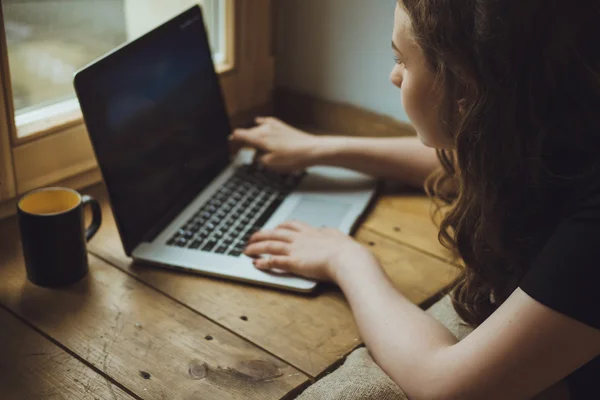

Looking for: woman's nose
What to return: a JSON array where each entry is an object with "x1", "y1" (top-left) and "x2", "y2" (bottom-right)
[{"x1": 390, "y1": 69, "x2": 403, "y2": 88}]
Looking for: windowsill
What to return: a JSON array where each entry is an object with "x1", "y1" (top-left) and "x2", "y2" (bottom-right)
[
  {"x1": 216, "y1": 61, "x2": 235, "y2": 76},
  {"x1": 13, "y1": 61, "x2": 236, "y2": 145},
  {"x1": 15, "y1": 98, "x2": 83, "y2": 144}
]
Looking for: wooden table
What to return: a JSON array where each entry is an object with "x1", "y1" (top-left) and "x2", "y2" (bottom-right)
[{"x1": 0, "y1": 182, "x2": 458, "y2": 400}]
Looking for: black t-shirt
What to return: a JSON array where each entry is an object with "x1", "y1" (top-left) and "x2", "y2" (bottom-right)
[{"x1": 520, "y1": 174, "x2": 600, "y2": 399}]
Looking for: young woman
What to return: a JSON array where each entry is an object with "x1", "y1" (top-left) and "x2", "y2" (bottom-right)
[{"x1": 230, "y1": 1, "x2": 600, "y2": 398}]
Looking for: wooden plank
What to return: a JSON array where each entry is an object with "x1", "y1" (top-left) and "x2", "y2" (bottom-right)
[
  {"x1": 84, "y1": 184, "x2": 458, "y2": 377},
  {"x1": 274, "y1": 88, "x2": 416, "y2": 138},
  {"x1": 355, "y1": 228, "x2": 459, "y2": 303},
  {"x1": 0, "y1": 217, "x2": 307, "y2": 400},
  {"x1": 0, "y1": 307, "x2": 133, "y2": 400},
  {"x1": 362, "y1": 192, "x2": 454, "y2": 262}
]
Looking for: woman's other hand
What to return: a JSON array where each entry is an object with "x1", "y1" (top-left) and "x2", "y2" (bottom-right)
[
  {"x1": 244, "y1": 220, "x2": 380, "y2": 283},
  {"x1": 229, "y1": 117, "x2": 322, "y2": 172}
]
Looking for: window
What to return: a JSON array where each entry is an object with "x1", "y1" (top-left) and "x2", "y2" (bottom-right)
[
  {"x1": 0, "y1": 0, "x2": 274, "y2": 211},
  {"x1": 4, "y1": 0, "x2": 229, "y2": 140}
]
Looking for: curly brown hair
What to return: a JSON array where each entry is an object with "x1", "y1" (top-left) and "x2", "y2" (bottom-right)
[{"x1": 400, "y1": 0, "x2": 600, "y2": 326}]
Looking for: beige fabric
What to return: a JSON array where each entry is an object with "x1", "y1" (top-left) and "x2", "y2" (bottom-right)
[
  {"x1": 297, "y1": 295, "x2": 571, "y2": 400},
  {"x1": 297, "y1": 347, "x2": 409, "y2": 400},
  {"x1": 424, "y1": 295, "x2": 474, "y2": 341}
]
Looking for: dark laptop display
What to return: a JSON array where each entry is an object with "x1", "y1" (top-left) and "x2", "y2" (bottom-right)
[{"x1": 75, "y1": 6, "x2": 231, "y2": 255}]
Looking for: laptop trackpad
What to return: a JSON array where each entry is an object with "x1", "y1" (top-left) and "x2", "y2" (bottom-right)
[{"x1": 287, "y1": 198, "x2": 351, "y2": 228}]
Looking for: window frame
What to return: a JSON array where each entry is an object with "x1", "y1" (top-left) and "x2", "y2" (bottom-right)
[
  {"x1": 6, "y1": 0, "x2": 235, "y2": 146},
  {"x1": 0, "y1": 3, "x2": 16, "y2": 202},
  {"x1": 0, "y1": 0, "x2": 276, "y2": 205}
]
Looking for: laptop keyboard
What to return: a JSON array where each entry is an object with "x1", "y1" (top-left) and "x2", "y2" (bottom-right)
[{"x1": 166, "y1": 165, "x2": 304, "y2": 257}]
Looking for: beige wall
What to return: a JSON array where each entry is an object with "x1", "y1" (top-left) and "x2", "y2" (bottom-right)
[{"x1": 276, "y1": 0, "x2": 408, "y2": 122}]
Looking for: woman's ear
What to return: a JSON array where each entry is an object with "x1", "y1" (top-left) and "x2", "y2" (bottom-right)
[{"x1": 453, "y1": 63, "x2": 477, "y2": 102}]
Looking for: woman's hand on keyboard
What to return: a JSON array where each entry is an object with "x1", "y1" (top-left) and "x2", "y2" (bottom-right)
[
  {"x1": 229, "y1": 117, "x2": 322, "y2": 172},
  {"x1": 243, "y1": 220, "x2": 380, "y2": 283}
]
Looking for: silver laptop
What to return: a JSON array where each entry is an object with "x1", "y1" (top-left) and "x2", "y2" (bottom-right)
[{"x1": 74, "y1": 6, "x2": 376, "y2": 292}]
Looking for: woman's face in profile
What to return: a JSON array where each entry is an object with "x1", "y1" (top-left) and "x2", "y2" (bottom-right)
[{"x1": 390, "y1": 4, "x2": 452, "y2": 150}]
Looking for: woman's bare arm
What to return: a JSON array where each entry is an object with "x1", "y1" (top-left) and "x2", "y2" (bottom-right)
[
  {"x1": 313, "y1": 135, "x2": 440, "y2": 187},
  {"x1": 230, "y1": 117, "x2": 440, "y2": 188},
  {"x1": 334, "y1": 260, "x2": 600, "y2": 400}
]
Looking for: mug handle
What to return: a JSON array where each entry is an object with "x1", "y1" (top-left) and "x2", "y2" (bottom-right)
[{"x1": 82, "y1": 195, "x2": 102, "y2": 241}]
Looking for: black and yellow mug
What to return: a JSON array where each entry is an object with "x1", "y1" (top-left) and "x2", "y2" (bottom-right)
[{"x1": 17, "y1": 187, "x2": 102, "y2": 287}]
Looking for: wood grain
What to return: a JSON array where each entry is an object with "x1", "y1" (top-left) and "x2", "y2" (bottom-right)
[
  {"x1": 355, "y1": 228, "x2": 459, "y2": 304},
  {"x1": 0, "y1": 307, "x2": 133, "y2": 400},
  {"x1": 362, "y1": 192, "x2": 454, "y2": 262},
  {"x1": 0, "y1": 217, "x2": 307, "y2": 400},
  {"x1": 84, "y1": 184, "x2": 458, "y2": 377}
]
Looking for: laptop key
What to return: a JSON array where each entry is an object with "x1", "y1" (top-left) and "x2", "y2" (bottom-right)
[
  {"x1": 253, "y1": 209, "x2": 275, "y2": 228},
  {"x1": 176, "y1": 237, "x2": 189, "y2": 247},
  {"x1": 242, "y1": 232, "x2": 253, "y2": 242},
  {"x1": 202, "y1": 240, "x2": 218, "y2": 251},
  {"x1": 251, "y1": 206, "x2": 262, "y2": 214},
  {"x1": 233, "y1": 244, "x2": 246, "y2": 253},
  {"x1": 196, "y1": 234, "x2": 208, "y2": 242},
  {"x1": 189, "y1": 223, "x2": 202, "y2": 232},
  {"x1": 189, "y1": 240, "x2": 203, "y2": 249},
  {"x1": 216, "y1": 246, "x2": 228, "y2": 254},
  {"x1": 227, "y1": 249, "x2": 242, "y2": 257}
]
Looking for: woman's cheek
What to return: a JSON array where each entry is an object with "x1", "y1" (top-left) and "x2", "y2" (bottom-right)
[
  {"x1": 400, "y1": 78, "x2": 424, "y2": 132},
  {"x1": 402, "y1": 75, "x2": 450, "y2": 149}
]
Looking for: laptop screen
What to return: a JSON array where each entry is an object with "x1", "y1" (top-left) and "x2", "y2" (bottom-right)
[{"x1": 75, "y1": 6, "x2": 231, "y2": 255}]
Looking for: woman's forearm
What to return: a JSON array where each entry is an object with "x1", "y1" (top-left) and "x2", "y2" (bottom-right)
[
  {"x1": 335, "y1": 260, "x2": 458, "y2": 399},
  {"x1": 312, "y1": 136, "x2": 440, "y2": 188}
]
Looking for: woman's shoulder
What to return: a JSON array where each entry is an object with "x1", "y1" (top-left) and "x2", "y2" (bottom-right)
[
  {"x1": 521, "y1": 169, "x2": 600, "y2": 330},
  {"x1": 559, "y1": 166, "x2": 600, "y2": 220}
]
